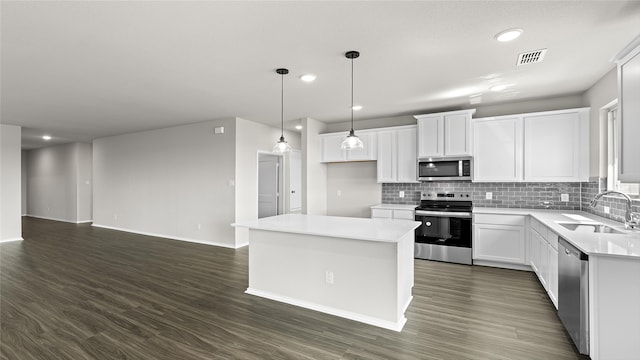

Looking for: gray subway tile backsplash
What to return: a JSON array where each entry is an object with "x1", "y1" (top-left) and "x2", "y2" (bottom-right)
[{"x1": 382, "y1": 177, "x2": 639, "y2": 225}]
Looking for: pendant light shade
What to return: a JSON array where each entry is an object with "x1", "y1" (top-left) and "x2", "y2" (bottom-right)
[
  {"x1": 273, "y1": 68, "x2": 292, "y2": 153},
  {"x1": 341, "y1": 50, "x2": 364, "y2": 150}
]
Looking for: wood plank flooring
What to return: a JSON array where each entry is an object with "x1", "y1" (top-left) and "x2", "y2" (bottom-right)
[{"x1": 1, "y1": 217, "x2": 586, "y2": 359}]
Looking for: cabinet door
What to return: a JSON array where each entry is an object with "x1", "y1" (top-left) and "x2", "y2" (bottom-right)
[
  {"x1": 320, "y1": 134, "x2": 346, "y2": 163},
  {"x1": 417, "y1": 116, "x2": 443, "y2": 158},
  {"x1": 444, "y1": 113, "x2": 471, "y2": 156},
  {"x1": 538, "y1": 236, "x2": 549, "y2": 289},
  {"x1": 371, "y1": 208, "x2": 393, "y2": 219},
  {"x1": 473, "y1": 117, "x2": 523, "y2": 182},
  {"x1": 618, "y1": 46, "x2": 640, "y2": 182},
  {"x1": 393, "y1": 210, "x2": 415, "y2": 220},
  {"x1": 524, "y1": 112, "x2": 581, "y2": 182},
  {"x1": 377, "y1": 130, "x2": 396, "y2": 183},
  {"x1": 548, "y1": 245, "x2": 558, "y2": 309},
  {"x1": 529, "y1": 229, "x2": 540, "y2": 273},
  {"x1": 396, "y1": 127, "x2": 417, "y2": 182},
  {"x1": 347, "y1": 131, "x2": 377, "y2": 161},
  {"x1": 473, "y1": 224, "x2": 526, "y2": 264}
]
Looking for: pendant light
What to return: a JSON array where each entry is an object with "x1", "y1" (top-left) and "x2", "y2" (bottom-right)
[
  {"x1": 341, "y1": 50, "x2": 364, "y2": 150},
  {"x1": 273, "y1": 68, "x2": 292, "y2": 153}
]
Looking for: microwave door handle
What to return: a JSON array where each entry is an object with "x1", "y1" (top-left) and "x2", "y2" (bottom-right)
[{"x1": 458, "y1": 160, "x2": 463, "y2": 176}]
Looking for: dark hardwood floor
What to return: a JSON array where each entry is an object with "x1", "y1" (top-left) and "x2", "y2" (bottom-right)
[{"x1": 1, "y1": 217, "x2": 583, "y2": 359}]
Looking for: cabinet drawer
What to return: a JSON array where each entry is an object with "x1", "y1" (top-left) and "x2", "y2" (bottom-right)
[
  {"x1": 545, "y1": 231, "x2": 558, "y2": 250},
  {"x1": 474, "y1": 214, "x2": 525, "y2": 226},
  {"x1": 371, "y1": 209, "x2": 393, "y2": 219},
  {"x1": 394, "y1": 210, "x2": 415, "y2": 220}
]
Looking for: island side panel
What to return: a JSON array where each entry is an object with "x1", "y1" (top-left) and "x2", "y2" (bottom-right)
[
  {"x1": 589, "y1": 256, "x2": 640, "y2": 360},
  {"x1": 397, "y1": 231, "x2": 414, "y2": 313},
  {"x1": 247, "y1": 229, "x2": 404, "y2": 328}
]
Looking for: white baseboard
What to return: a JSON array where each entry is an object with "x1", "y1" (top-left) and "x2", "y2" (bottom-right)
[
  {"x1": 26, "y1": 214, "x2": 93, "y2": 224},
  {"x1": 473, "y1": 260, "x2": 533, "y2": 272},
  {"x1": 0, "y1": 237, "x2": 24, "y2": 243},
  {"x1": 245, "y1": 287, "x2": 407, "y2": 332},
  {"x1": 91, "y1": 223, "x2": 241, "y2": 249}
]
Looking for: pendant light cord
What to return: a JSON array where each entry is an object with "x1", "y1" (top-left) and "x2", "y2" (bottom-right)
[
  {"x1": 281, "y1": 71, "x2": 284, "y2": 138},
  {"x1": 350, "y1": 57, "x2": 354, "y2": 132}
]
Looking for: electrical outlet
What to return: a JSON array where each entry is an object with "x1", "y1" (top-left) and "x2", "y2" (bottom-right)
[
  {"x1": 325, "y1": 271, "x2": 334, "y2": 284},
  {"x1": 604, "y1": 206, "x2": 610, "y2": 214},
  {"x1": 337, "y1": 190, "x2": 342, "y2": 197},
  {"x1": 486, "y1": 192, "x2": 493, "y2": 200},
  {"x1": 114, "y1": 214, "x2": 118, "y2": 220},
  {"x1": 197, "y1": 224, "x2": 202, "y2": 230},
  {"x1": 561, "y1": 194, "x2": 569, "y2": 202},
  {"x1": 399, "y1": 191, "x2": 405, "y2": 198}
]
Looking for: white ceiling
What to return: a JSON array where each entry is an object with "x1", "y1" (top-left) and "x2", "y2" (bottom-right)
[{"x1": 2, "y1": 1, "x2": 639, "y2": 149}]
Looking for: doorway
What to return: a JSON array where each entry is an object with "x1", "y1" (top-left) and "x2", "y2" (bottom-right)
[{"x1": 258, "y1": 153, "x2": 283, "y2": 218}]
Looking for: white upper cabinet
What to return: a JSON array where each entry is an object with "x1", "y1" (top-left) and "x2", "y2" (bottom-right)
[
  {"x1": 415, "y1": 109, "x2": 475, "y2": 158},
  {"x1": 320, "y1": 133, "x2": 346, "y2": 162},
  {"x1": 524, "y1": 109, "x2": 589, "y2": 182},
  {"x1": 473, "y1": 117, "x2": 523, "y2": 182},
  {"x1": 416, "y1": 115, "x2": 442, "y2": 157},
  {"x1": 377, "y1": 130, "x2": 396, "y2": 182},
  {"x1": 377, "y1": 126, "x2": 417, "y2": 183},
  {"x1": 319, "y1": 130, "x2": 377, "y2": 163},
  {"x1": 618, "y1": 44, "x2": 640, "y2": 182},
  {"x1": 396, "y1": 127, "x2": 418, "y2": 182},
  {"x1": 472, "y1": 107, "x2": 589, "y2": 182}
]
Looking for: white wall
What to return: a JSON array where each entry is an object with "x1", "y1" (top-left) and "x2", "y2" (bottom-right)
[
  {"x1": 21, "y1": 150, "x2": 27, "y2": 215},
  {"x1": 1, "y1": 124, "x2": 23, "y2": 242},
  {"x1": 302, "y1": 118, "x2": 327, "y2": 215},
  {"x1": 327, "y1": 161, "x2": 381, "y2": 218},
  {"x1": 582, "y1": 67, "x2": 618, "y2": 177},
  {"x1": 76, "y1": 143, "x2": 93, "y2": 222},
  {"x1": 234, "y1": 118, "x2": 301, "y2": 246},
  {"x1": 26, "y1": 142, "x2": 92, "y2": 223},
  {"x1": 93, "y1": 119, "x2": 238, "y2": 247}
]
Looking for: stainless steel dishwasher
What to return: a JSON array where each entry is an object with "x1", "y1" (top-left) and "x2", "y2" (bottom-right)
[{"x1": 558, "y1": 237, "x2": 589, "y2": 355}]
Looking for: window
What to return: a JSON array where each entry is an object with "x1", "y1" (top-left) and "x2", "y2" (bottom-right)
[{"x1": 607, "y1": 106, "x2": 640, "y2": 196}]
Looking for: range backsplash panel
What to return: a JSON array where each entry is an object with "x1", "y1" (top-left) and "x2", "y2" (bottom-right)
[{"x1": 382, "y1": 177, "x2": 639, "y2": 225}]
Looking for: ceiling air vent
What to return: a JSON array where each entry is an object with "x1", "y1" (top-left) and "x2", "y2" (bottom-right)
[{"x1": 517, "y1": 49, "x2": 547, "y2": 66}]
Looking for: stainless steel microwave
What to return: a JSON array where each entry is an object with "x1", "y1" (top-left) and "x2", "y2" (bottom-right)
[{"x1": 417, "y1": 156, "x2": 472, "y2": 181}]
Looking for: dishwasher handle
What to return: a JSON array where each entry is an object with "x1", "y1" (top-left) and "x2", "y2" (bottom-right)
[{"x1": 559, "y1": 238, "x2": 589, "y2": 261}]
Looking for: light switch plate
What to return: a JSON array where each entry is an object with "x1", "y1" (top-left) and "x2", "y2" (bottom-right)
[{"x1": 561, "y1": 194, "x2": 569, "y2": 202}]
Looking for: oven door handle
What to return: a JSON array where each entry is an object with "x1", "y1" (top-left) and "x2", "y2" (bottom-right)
[{"x1": 415, "y1": 210, "x2": 472, "y2": 218}]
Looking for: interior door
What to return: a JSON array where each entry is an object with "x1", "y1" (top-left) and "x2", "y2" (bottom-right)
[
  {"x1": 258, "y1": 154, "x2": 280, "y2": 218},
  {"x1": 289, "y1": 150, "x2": 302, "y2": 211}
]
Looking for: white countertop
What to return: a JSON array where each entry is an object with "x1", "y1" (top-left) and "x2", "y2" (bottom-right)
[
  {"x1": 473, "y1": 207, "x2": 640, "y2": 259},
  {"x1": 233, "y1": 214, "x2": 420, "y2": 243},
  {"x1": 370, "y1": 204, "x2": 418, "y2": 211}
]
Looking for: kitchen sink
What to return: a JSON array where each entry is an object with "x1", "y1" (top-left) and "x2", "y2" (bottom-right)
[{"x1": 557, "y1": 222, "x2": 625, "y2": 234}]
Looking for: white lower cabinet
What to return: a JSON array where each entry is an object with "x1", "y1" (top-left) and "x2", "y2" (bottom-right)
[
  {"x1": 473, "y1": 214, "x2": 526, "y2": 266},
  {"x1": 529, "y1": 217, "x2": 558, "y2": 309},
  {"x1": 371, "y1": 207, "x2": 415, "y2": 220}
]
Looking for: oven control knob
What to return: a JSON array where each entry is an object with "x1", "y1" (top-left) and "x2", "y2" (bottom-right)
[{"x1": 426, "y1": 221, "x2": 432, "y2": 227}]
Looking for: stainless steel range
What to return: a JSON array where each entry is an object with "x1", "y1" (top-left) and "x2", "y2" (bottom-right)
[{"x1": 414, "y1": 192, "x2": 473, "y2": 265}]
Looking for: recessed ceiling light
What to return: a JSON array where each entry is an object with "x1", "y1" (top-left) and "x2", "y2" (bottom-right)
[
  {"x1": 295, "y1": 125, "x2": 303, "y2": 130},
  {"x1": 42, "y1": 135, "x2": 52, "y2": 140},
  {"x1": 494, "y1": 28, "x2": 523, "y2": 42},
  {"x1": 300, "y1": 74, "x2": 316, "y2": 82},
  {"x1": 352, "y1": 105, "x2": 363, "y2": 111},
  {"x1": 490, "y1": 84, "x2": 508, "y2": 92}
]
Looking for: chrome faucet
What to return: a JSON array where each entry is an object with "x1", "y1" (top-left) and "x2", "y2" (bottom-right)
[{"x1": 590, "y1": 190, "x2": 639, "y2": 230}]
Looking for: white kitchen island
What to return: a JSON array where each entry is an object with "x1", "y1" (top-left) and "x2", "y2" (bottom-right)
[{"x1": 232, "y1": 214, "x2": 420, "y2": 331}]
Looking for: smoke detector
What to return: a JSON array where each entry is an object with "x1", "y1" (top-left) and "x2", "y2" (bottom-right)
[{"x1": 517, "y1": 49, "x2": 547, "y2": 66}]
